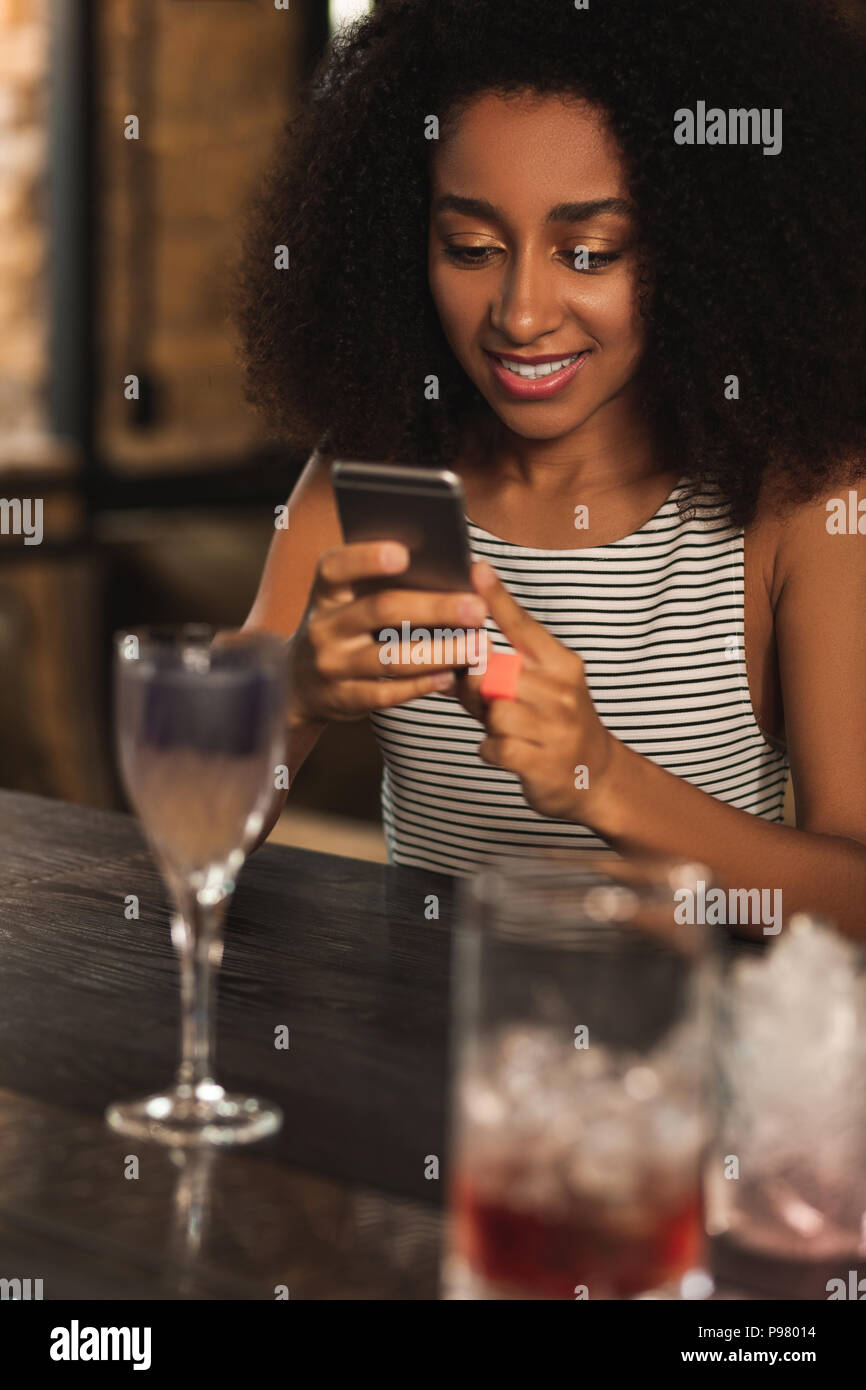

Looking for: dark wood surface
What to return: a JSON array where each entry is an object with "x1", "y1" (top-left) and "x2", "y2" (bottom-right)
[
  {"x1": 0, "y1": 790, "x2": 454, "y2": 1299},
  {"x1": 0, "y1": 790, "x2": 841, "y2": 1302}
]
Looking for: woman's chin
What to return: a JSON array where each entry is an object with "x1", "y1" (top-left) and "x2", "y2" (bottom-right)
[{"x1": 485, "y1": 403, "x2": 594, "y2": 441}]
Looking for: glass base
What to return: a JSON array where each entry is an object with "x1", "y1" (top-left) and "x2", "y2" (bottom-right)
[
  {"x1": 442, "y1": 1252, "x2": 714, "y2": 1301},
  {"x1": 105, "y1": 1082, "x2": 282, "y2": 1147}
]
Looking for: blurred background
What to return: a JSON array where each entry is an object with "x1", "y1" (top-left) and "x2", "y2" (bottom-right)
[{"x1": 0, "y1": 0, "x2": 388, "y2": 860}]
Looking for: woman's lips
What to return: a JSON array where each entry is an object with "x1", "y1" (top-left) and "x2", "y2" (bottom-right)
[{"x1": 485, "y1": 349, "x2": 591, "y2": 399}]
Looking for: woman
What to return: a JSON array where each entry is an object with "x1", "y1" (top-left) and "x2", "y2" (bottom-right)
[{"x1": 232, "y1": 0, "x2": 866, "y2": 933}]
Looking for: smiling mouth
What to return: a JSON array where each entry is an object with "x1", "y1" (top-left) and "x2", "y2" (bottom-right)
[
  {"x1": 484, "y1": 348, "x2": 592, "y2": 399},
  {"x1": 492, "y1": 352, "x2": 584, "y2": 380}
]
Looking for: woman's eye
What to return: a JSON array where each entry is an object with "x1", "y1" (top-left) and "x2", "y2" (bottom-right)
[
  {"x1": 566, "y1": 250, "x2": 621, "y2": 272},
  {"x1": 442, "y1": 246, "x2": 621, "y2": 270},
  {"x1": 443, "y1": 245, "x2": 500, "y2": 265}
]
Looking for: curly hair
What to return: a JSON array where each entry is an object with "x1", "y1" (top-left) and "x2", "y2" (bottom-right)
[{"x1": 232, "y1": 0, "x2": 865, "y2": 529}]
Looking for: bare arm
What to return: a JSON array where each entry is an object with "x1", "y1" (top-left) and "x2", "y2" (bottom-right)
[
  {"x1": 230, "y1": 452, "x2": 334, "y2": 845},
  {"x1": 243, "y1": 450, "x2": 342, "y2": 763},
  {"x1": 240, "y1": 450, "x2": 486, "y2": 849},
  {"x1": 588, "y1": 487, "x2": 866, "y2": 939}
]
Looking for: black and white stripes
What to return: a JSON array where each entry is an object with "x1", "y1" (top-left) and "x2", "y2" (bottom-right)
[{"x1": 369, "y1": 479, "x2": 789, "y2": 876}]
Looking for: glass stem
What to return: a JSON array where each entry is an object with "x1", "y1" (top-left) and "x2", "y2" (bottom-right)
[{"x1": 173, "y1": 893, "x2": 228, "y2": 1094}]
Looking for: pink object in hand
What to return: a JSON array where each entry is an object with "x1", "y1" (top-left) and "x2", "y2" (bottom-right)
[{"x1": 480, "y1": 651, "x2": 524, "y2": 700}]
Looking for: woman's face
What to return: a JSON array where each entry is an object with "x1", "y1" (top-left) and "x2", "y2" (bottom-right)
[{"x1": 428, "y1": 92, "x2": 646, "y2": 443}]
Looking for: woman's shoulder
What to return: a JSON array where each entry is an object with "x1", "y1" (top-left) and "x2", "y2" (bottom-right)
[{"x1": 749, "y1": 458, "x2": 866, "y2": 607}]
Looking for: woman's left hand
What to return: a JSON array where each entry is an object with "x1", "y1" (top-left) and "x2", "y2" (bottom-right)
[{"x1": 454, "y1": 561, "x2": 618, "y2": 824}]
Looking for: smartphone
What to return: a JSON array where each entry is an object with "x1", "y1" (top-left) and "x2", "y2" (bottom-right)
[{"x1": 330, "y1": 460, "x2": 473, "y2": 592}]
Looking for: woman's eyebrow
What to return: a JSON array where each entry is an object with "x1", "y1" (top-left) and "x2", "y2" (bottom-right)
[
  {"x1": 431, "y1": 194, "x2": 504, "y2": 220},
  {"x1": 432, "y1": 194, "x2": 634, "y2": 222},
  {"x1": 547, "y1": 198, "x2": 634, "y2": 222}
]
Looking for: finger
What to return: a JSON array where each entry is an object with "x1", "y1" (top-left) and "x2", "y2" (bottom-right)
[
  {"x1": 341, "y1": 588, "x2": 488, "y2": 639},
  {"x1": 343, "y1": 671, "x2": 457, "y2": 710},
  {"x1": 316, "y1": 542, "x2": 409, "y2": 608},
  {"x1": 499, "y1": 664, "x2": 584, "y2": 716},
  {"x1": 459, "y1": 653, "x2": 583, "y2": 723},
  {"x1": 471, "y1": 561, "x2": 562, "y2": 667},
  {"x1": 478, "y1": 734, "x2": 538, "y2": 776},
  {"x1": 315, "y1": 635, "x2": 482, "y2": 681},
  {"x1": 453, "y1": 670, "x2": 487, "y2": 722},
  {"x1": 484, "y1": 697, "x2": 546, "y2": 744}
]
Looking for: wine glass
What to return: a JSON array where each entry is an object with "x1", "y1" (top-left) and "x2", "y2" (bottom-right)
[{"x1": 106, "y1": 624, "x2": 288, "y2": 1146}]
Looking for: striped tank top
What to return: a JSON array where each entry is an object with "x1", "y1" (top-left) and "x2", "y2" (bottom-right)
[{"x1": 369, "y1": 478, "x2": 789, "y2": 876}]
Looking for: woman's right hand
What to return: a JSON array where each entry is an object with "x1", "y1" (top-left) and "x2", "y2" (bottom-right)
[{"x1": 287, "y1": 540, "x2": 489, "y2": 727}]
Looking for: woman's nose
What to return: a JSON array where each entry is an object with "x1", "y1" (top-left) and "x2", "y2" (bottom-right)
[{"x1": 489, "y1": 251, "x2": 563, "y2": 342}]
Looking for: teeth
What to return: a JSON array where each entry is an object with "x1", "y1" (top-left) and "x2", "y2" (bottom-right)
[{"x1": 497, "y1": 353, "x2": 581, "y2": 380}]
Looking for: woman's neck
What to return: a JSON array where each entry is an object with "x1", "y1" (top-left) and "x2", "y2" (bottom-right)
[{"x1": 461, "y1": 395, "x2": 680, "y2": 502}]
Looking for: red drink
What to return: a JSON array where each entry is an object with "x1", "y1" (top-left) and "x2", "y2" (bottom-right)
[
  {"x1": 447, "y1": 860, "x2": 712, "y2": 1300},
  {"x1": 453, "y1": 1170, "x2": 703, "y2": 1299}
]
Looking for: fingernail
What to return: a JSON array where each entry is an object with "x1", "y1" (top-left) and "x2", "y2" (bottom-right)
[
  {"x1": 457, "y1": 596, "x2": 487, "y2": 624},
  {"x1": 381, "y1": 543, "x2": 409, "y2": 571},
  {"x1": 433, "y1": 672, "x2": 455, "y2": 690}
]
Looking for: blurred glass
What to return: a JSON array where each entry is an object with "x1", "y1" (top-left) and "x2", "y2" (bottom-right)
[
  {"x1": 107, "y1": 624, "x2": 288, "y2": 1146},
  {"x1": 444, "y1": 854, "x2": 715, "y2": 1300},
  {"x1": 705, "y1": 913, "x2": 866, "y2": 1299}
]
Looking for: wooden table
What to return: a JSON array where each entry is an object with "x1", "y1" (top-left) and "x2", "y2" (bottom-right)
[
  {"x1": 2, "y1": 789, "x2": 843, "y2": 1303},
  {"x1": 0, "y1": 790, "x2": 454, "y2": 1299}
]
